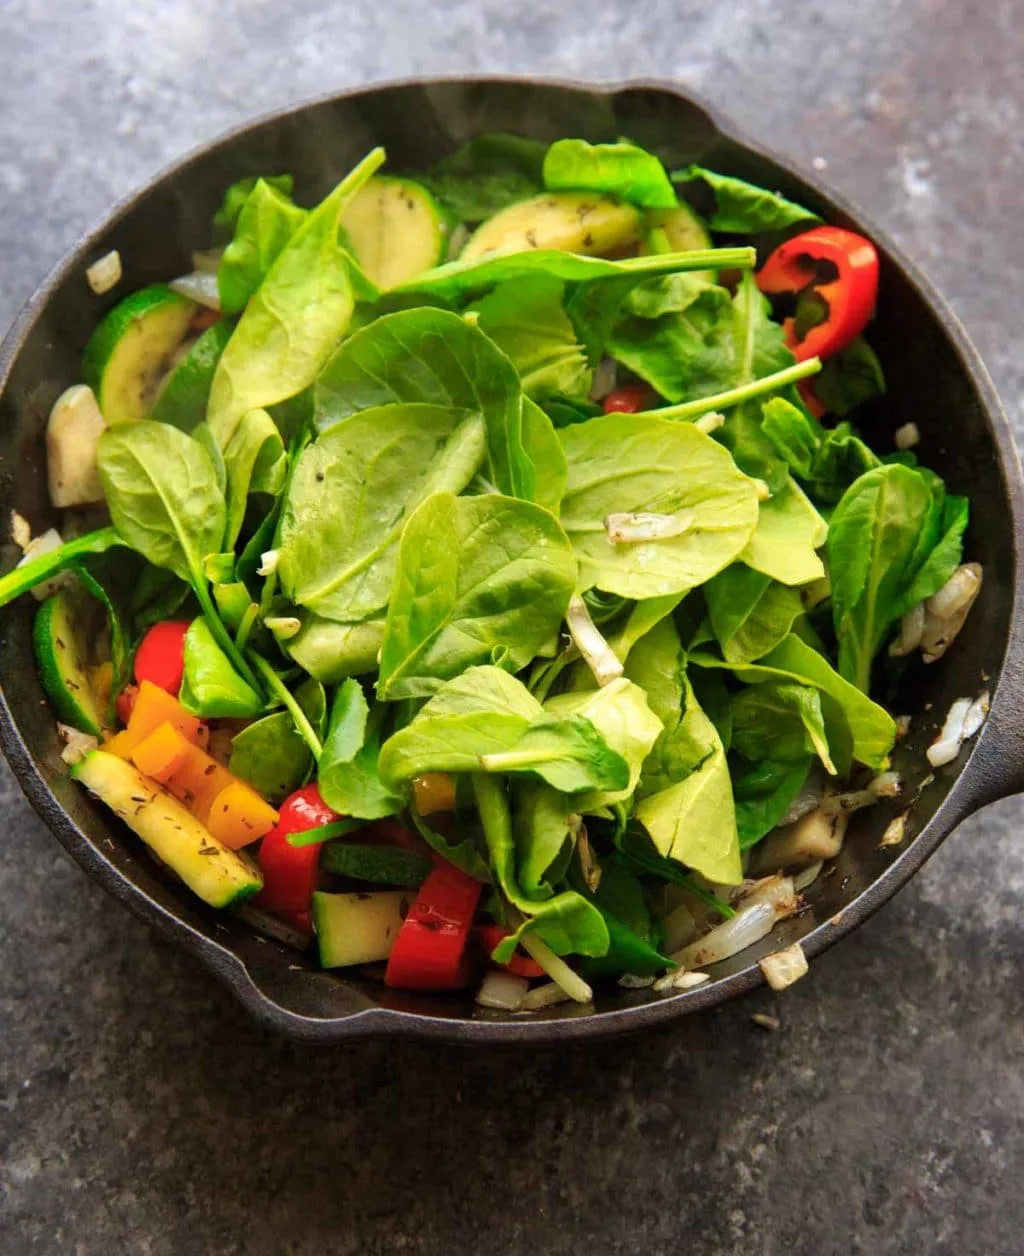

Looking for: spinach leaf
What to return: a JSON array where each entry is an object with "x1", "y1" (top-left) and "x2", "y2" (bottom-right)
[
  {"x1": 813, "y1": 336, "x2": 886, "y2": 416},
  {"x1": 377, "y1": 492, "x2": 577, "y2": 700},
  {"x1": 760, "y1": 398, "x2": 887, "y2": 506},
  {"x1": 559, "y1": 412, "x2": 759, "y2": 598},
  {"x1": 715, "y1": 399, "x2": 790, "y2": 494},
  {"x1": 690, "y1": 633, "x2": 896, "y2": 770},
  {"x1": 378, "y1": 666, "x2": 545, "y2": 783},
  {"x1": 827, "y1": 464, "x2": 967, "y2": 690},
  {"x1": 207, "y1": 148, "x2": 384, "y2": 449},
  {"x1": 315, "y1": 306, "x2": 564, "y2": 511},
  {"x1": 479, "y1": 716, "x2": 630, "y2": 795},
  {"x1": 704, "y1": 563, "x2": 804, "y2": 663},
  {"x1": 277, "y1": 405, "x2": 485, "y2": 622},
  {"x1": 760, "y1": 396, "x2": 821, "y2": 479},
  {"x1": 318, "y1": 680, "x2": 404, "y2": 820},
  {"x1": 740, "y1": 477, "x2": 828, "y2": 586},
  {"x1": 607, "y1": 594, "x2": 683, "y2": 667},
  {"x1": 472, "y1": 774, "x2": 609, "y2": 960},
  {"x1": 732, "y1": 756, "x2": 812, "y2": 849},
  {"x1": 543, "y1": 138, "x2": 677, "y2": 210},
  {"x1": 222, "y1": 409, "x2": 286, "y2": 548},
  {"x1": 218, "y1": 179, "x2": 307, "y2": 316},
  {"x1": 228, "y1": 676, "x2": 324, "y2": 803},
  {"x1": 285, "y1": 613, "x2": 384, "y2": 684},
  {"x1": 213, "y1": 174, "x2": 294, "y2": 233},
  {"x1": 472, "y1": 275, "x2": 592, "y2": 402},
  {"x1": 573, "y1": 860, "x2": 672, "y2": 978},
  {"x1": 807, "y1": 422, "x2": 882, "y2": 505},
  {"x1": 418, "y1": 132, "x2": 547, "y2": 224},
  {"x1": 392, "y1": 244, "x2": 755, "y2": 305},
  {"x1": 179, "y1": 617, "x2": 262, "y2": 717},
  {"x1": 731, "y1": 681, "x2": 835, "y2": 773},
  {"x1": 673, "y1": 166, "x2": 819, "y2": 233},
  {"x1": 514, "y1": 782, "x2": 573, "y2": 898},
  {"x1": 544, "y1": 678, "x2": 663, "y2": 810},
  {"x1": 0, "y1": 527, "x2": 124, "y2": 611},
  {"x1": 623, "y1": 614, "x2": 685, "y2": 729}
]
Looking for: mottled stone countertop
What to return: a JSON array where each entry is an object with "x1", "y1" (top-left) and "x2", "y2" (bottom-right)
[{"x1": 1, "y1": 2, "x2": 1022, "y2": 1252}]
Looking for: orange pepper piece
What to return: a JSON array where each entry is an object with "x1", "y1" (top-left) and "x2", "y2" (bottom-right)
[
  {"x1": 109, "y1": 680, "x2": 204, "y2": 759},
  {"x1": 205, "y1": 781, "x2": 279, "y2": 850}
]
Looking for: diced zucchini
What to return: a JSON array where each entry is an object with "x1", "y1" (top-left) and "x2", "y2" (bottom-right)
[
  {"x1": 149, "y1": 319, "x2": 233, "y2": 431},
  {"x1": 341, "y1": 176, "x2": 451, "y2": 288},
  {"x1": 46, "y1": 385, "x2": 106, "y2": 508},
  {"x1": 71, "y1": 750, "x2": 263, "y2": 908},
  {"x1": 81, "y1": 284, "x2": 197, "y2": 424},
  {"x1": 312, "y1": 889, "x2": 412, "y2": 968},
  {"x1": 646, "y1": 203, "x2": 714, "y2": 281},
  {"x1": 461, "y1": 191, "x2": 644, "y2": 262},
  {"x1": 34, "y1": 589, "x2": 104, "y2": 735}
]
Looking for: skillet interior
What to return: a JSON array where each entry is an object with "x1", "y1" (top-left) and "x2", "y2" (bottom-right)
[{"x1": 0, "y1": 78, "x2": 1017, "y2": 1043}]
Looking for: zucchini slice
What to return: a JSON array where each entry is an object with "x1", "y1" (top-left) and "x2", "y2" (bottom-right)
[
  {"x1": 341, "y1": 176, "x2": 451, "y2": 288},
  {"x1": 461, "y1": 191, "x2": 644, "y2": 262},
  {"x1": 81, "y1": 284, "x2": 197, "y2": 424},
  {"x1": 646, "y1": 203, "x2": 714, "y2": 281},
  {"x1": 312, "y1": 889, "x2": 412, "y2": 968},
  {"x1": 34, "y1": 589, "x2": 104, "y2": 735}
]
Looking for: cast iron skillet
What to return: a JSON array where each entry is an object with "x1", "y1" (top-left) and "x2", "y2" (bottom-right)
[{"x1": 0, "y1": 77, "x2": 1020, "y2": 1044}]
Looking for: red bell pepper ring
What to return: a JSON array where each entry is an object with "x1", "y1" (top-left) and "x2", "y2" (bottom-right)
[
  {"x1": 253, "y1": 784, "x2": 337, "y2": 915},
  {"x1": 384, "y1": 860, "x2": 483, "y2": 991},
  {"x1": 133, "y1": 620, "x2": 191, "y2": 695},
  {"x1": 603, "y1": 384, "x2": 655, "y2": 414},
  {"x1": 756, "y1": 226, "x2": 879, "y2": 363},
  {"x1": 476, "y1": 924, "x2": 545, "y2": 979}
]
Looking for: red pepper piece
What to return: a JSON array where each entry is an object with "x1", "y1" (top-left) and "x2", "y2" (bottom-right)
[
  {"x1": 384, "y1": 861, "x2": 483, "y2": 991},
  {"x1": 115, "y1": 683, "x2": 139, "y2": 728},
  {"x1": 254, "y1": 784, "x2": 337, "y2": 914},
  {"x1": 133, "y1": 620, "x2": 191, "y2": 696},
  {"x1": 756, "y1": 226, "x2": 879, "y2": 362},
  {"x1": 798, "y1": 377, "x2": 827, "y2": 419},
  {"x1": 476, "y1": 924, "x2": 545, "y2": 979},
  {"x1": 603, "y1": 384, "x2": 654, "y2": 414}
]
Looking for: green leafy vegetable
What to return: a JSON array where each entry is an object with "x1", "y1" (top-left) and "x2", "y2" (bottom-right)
[
  {"x1": 222, "y1": 408, "x2": 286, "y2": 548},
  {"x1": 207, "y1": 148, "x2": 384, "y2": 449},
  {"x1": 285, "y1": 614, "x2": 384, "y2": 684},
  {"x1": 179, "y1": 617, "x2": 262, "y2": 717},
  {"x1": 218, "y1": 179, "x2": 307, "y2": 316},
  {"x1": 418, "y1": 133, "x2": 547, "y2": 224},
  {"x1": 813, "y1": 337, "x2": 886, "y2": 416},
  {"x1": 514, "y1": 782, "x2": 573, "y2": 898},
  {"x1": 228, "y1": 676, "x2": 324, "y2": 802},
  {"x1": 559, "y1": 412, "x2": 759, "y2": 598},
  {"x1": 478, "y1": 715, "x2": 629, "y2": 795},
  {"x1": 704, "y1": 564, "x2": 804, "y2": 663},
  {"x1": 543, "y1": 138, "x2": 677, "y2": 209},
  {"x1": 318, "y1": 680, "x2": 403, "y2": 820},
  {"x1": 377, "y1": 492, "x2": 577, "y2": 700},
  {"x1": 277, "y1": 404, "x2": 485, "y2": 622},
  {"x1": 673, "y1": 165, "x2": 819, "y2": 233},
  {"x1": 739, "y1": 478, "x2": 828, "y2": 586},
  {"x1": 0, "y1": 527, "x2": 124, "y2": 611},
  {"x1": 732, "y1": 756, "x2": 812, "y2": 849},
  {"x1": 827, "y1": 464, "x2": 967, "y2": 690},
  {"x1": 731, "y1": 681, "x2": 836, "y2": 773},
  {"x1": 213, "y1": 174, "x2": 294, "y2": 233}
]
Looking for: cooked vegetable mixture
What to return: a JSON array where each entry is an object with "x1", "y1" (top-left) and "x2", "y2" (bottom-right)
[{"x1": 1, "y1": 135, "x2": 985, "y2": 1009}]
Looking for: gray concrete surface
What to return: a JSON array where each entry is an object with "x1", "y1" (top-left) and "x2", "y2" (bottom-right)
[{"x1": 2, "y1": 2, "x2": 1023, "y2": 1252}]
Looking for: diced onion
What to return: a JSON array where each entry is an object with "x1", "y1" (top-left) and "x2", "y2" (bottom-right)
[
  {"x1": 927, "y1": 696, "x2": 973, "y2": 767},
  {"x1": 604, "y1": 509, "x2": 695, "y2": 543},
  {"x1": 475, "y1": 970, "x2": 529, "y2": 1011},
  {"x1": 894, "y1": 421, "x2": 920, "y2": 450},
  {"x1": 618, "y1": 973, "x2": 655, "y2": 989},
  {"x1": 694, "y1": 411, "x2": 724, "y2": 435},
  {"x1": 759, "y1": 942, "x2": 808, "y2": 991},
  {"x1": 963, "y1": 691, "x2": 990, "y2": 737},
  {"x1": 565, "y1": 594, "x2": 623, "y2": 687},
  {"x1": 169, "y1": 271, "x2": 221, "y2": 311},
  {"x1": 895, "y1": 714, "x2": 912, "y2": 740},
  {"x1": 257, "y1": 549, "x2": 279, "y2": 576},
  {"x1": 921, "y1": 564, "x2": 983, "y2": 663},
  {"x1": 588, "y1": 357, "x2": 617, "y2": 402},
  {"x1": 86, "y1": 250, "x2": 122, "y2": 295},
  {"x1": 17, "y1": 528, "x2": 70, "y2": 600},
  {"x1": 10, "y1": 510, "x2": 31, "y2": 551},
  {"x1": 674, "y1": 970, "x2": 710, "y2": 989},
  {"x1": 58, "y1": 724, "x2": 98, "y2": 765},
  {"x1": 870, "y1": 771, "x2": 903, "y2": 799},
  {"x1": 879, "y1": 814, "x2": 907, "y2": 848},
  {"x1": 522, "y1": 981, "x2": 574, "y2": 1011}
]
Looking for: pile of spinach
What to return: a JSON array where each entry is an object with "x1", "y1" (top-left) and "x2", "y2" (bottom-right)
[{"x1": 4, "y1": 136, "x2": 971, "y2": 979}]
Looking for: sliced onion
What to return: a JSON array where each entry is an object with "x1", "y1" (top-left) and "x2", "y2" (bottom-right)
[
  {"x1": 672, "y1": 901, "x2": 778, "y2": 968},
  {"x1": 565, "y1": 594, "x2": 623, "y2": 687},
  {"x1": 169, "y1": 270, "x2": 221, "y2": 311},
  {"x1": 922, "y1": 564, "x2": 983, "y2": 662},
  {"x1": 86, "y1": 250, "x2": 122, "y2": 295},
  {"x1": 521, "y1": 981, "x2": 573, "y2": 1011},
  {"x1": 604, "y1": 509, "x2": 695, "y2": 543},
  {"x1": 737, "y1": 874, "x2": 798, "y2": 915},
  {"x1": 475, "y1": 970, "x2": 529, "y2": 1011},
  {"x1": 752, "y1": 809, "x2": 847, "y2": 874},
  {"x1": 759, "y1": 942, "x2": 808, "y2": 991},
  {"x1": 927, "y1": 697, "x2": 972, "y2": 767},
  {"x1": 889, "y1": 602, "x2": 925, "y2": 657},
  {"x1": 58, "y1": 724, "x2": 98, "y2": 765},
  {"x1": 618, "y1": 973, "x2": 655, "y2": 989},
  {"x1": 894, "y1": 421, "x2": 920, "y2": 450},
  {"x1": 661, "y1": 901, "x2": 698, "y2": 953},
  {"x1": 879, "y1": 814, "x2": 907, "y2": 848},
  {"x1": 588, "y1": 357, "x2": 617, "y2": 401},
  {"x1": 963, "y1": 691, "x2": 990, "y2": 737},
  {"x1": 17, "y1": 528, "x2": 70, "y2": 600}
]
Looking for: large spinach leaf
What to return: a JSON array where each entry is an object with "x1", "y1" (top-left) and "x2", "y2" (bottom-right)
[
  {"x1": 377, "y1": 492, "x2": 577, "y2": 700},
  {"x1": 207, "y1": 148, "x2": 384, "y2": 449},
  {"x1": 827, "y1": 464, "x2": 967, "y2": 690},
  {"x1": 704, "y1": 563, "x2": 804, "y2": 663},
  {"x1": 222, "y1": 408, "x2": 286, "y2": 548},
  {"x1": 813, "y1": 337, "x2": 886, "y2": 416},
  {"x1": 543, "y1": 138, "x2": 677, "y2": 209},
  {"x1": 559, "y1": 412, "x2": 759, "y2": 598},
  {"x1": 732, "y1": 756, "x2": 813, "y2": 850},
  {"x1": 318, "y1": 680, "x2": 404, "y2": 820},
  {"x1": 179, "y1": 617, "x2": 262, "y2": 717},
  {"x1": 285, "y1": 613, "x2": 384, "y2": 684},
  {"x1": 514, "y1": 782, "x2": 573, "y2": 898},
  {"x1": 277, "y1": 404, "x2": 485, "y2": 622},
  {"x1": 739, "y1": 477, "x2": 828, "y2": 586},
  {"x1": 229, "y1": 676, "x2": 324, "y2": 802},
  {"x1": 213, "y1": 173, "x2": 294, "y2": 234},
  {"x1": 673, "y1": 166, "x2": 819, "y2": 233},
  {"x1": 315, "y1": 306, "x2": 564, "y2": 511},
  {"x1": 731, "y1": 681, "x2": 835, "y2": 773}
]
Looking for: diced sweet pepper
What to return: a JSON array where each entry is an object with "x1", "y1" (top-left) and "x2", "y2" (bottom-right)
[
  {"x1": 206, "y1": 781, "x2": 280, "y2": 850},
  {"x1": 108, "y1": 680, "x2": 204, "y2": 759}
]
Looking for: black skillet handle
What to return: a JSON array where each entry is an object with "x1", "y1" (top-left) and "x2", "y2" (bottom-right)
[{"x1": 949, "y1": 667, "x2": 1024, "y2": 819}]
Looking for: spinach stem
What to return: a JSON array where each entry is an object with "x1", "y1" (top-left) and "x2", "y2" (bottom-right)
[
  {"x1": 0, "y1": 526, "x2": 123, "y2": 610},
  {"x1": 635, "y1": 357, "x2": 822, "y2": 422},
  {"x1": 248, "y1": 651, "x2": 323, "y2": 761},
  {"x1": 287, "y1": 818, "x2": 365, "y2": 848},
  {"x1": 192, "y1": 579, "x2": 262, "y2": 693}
]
